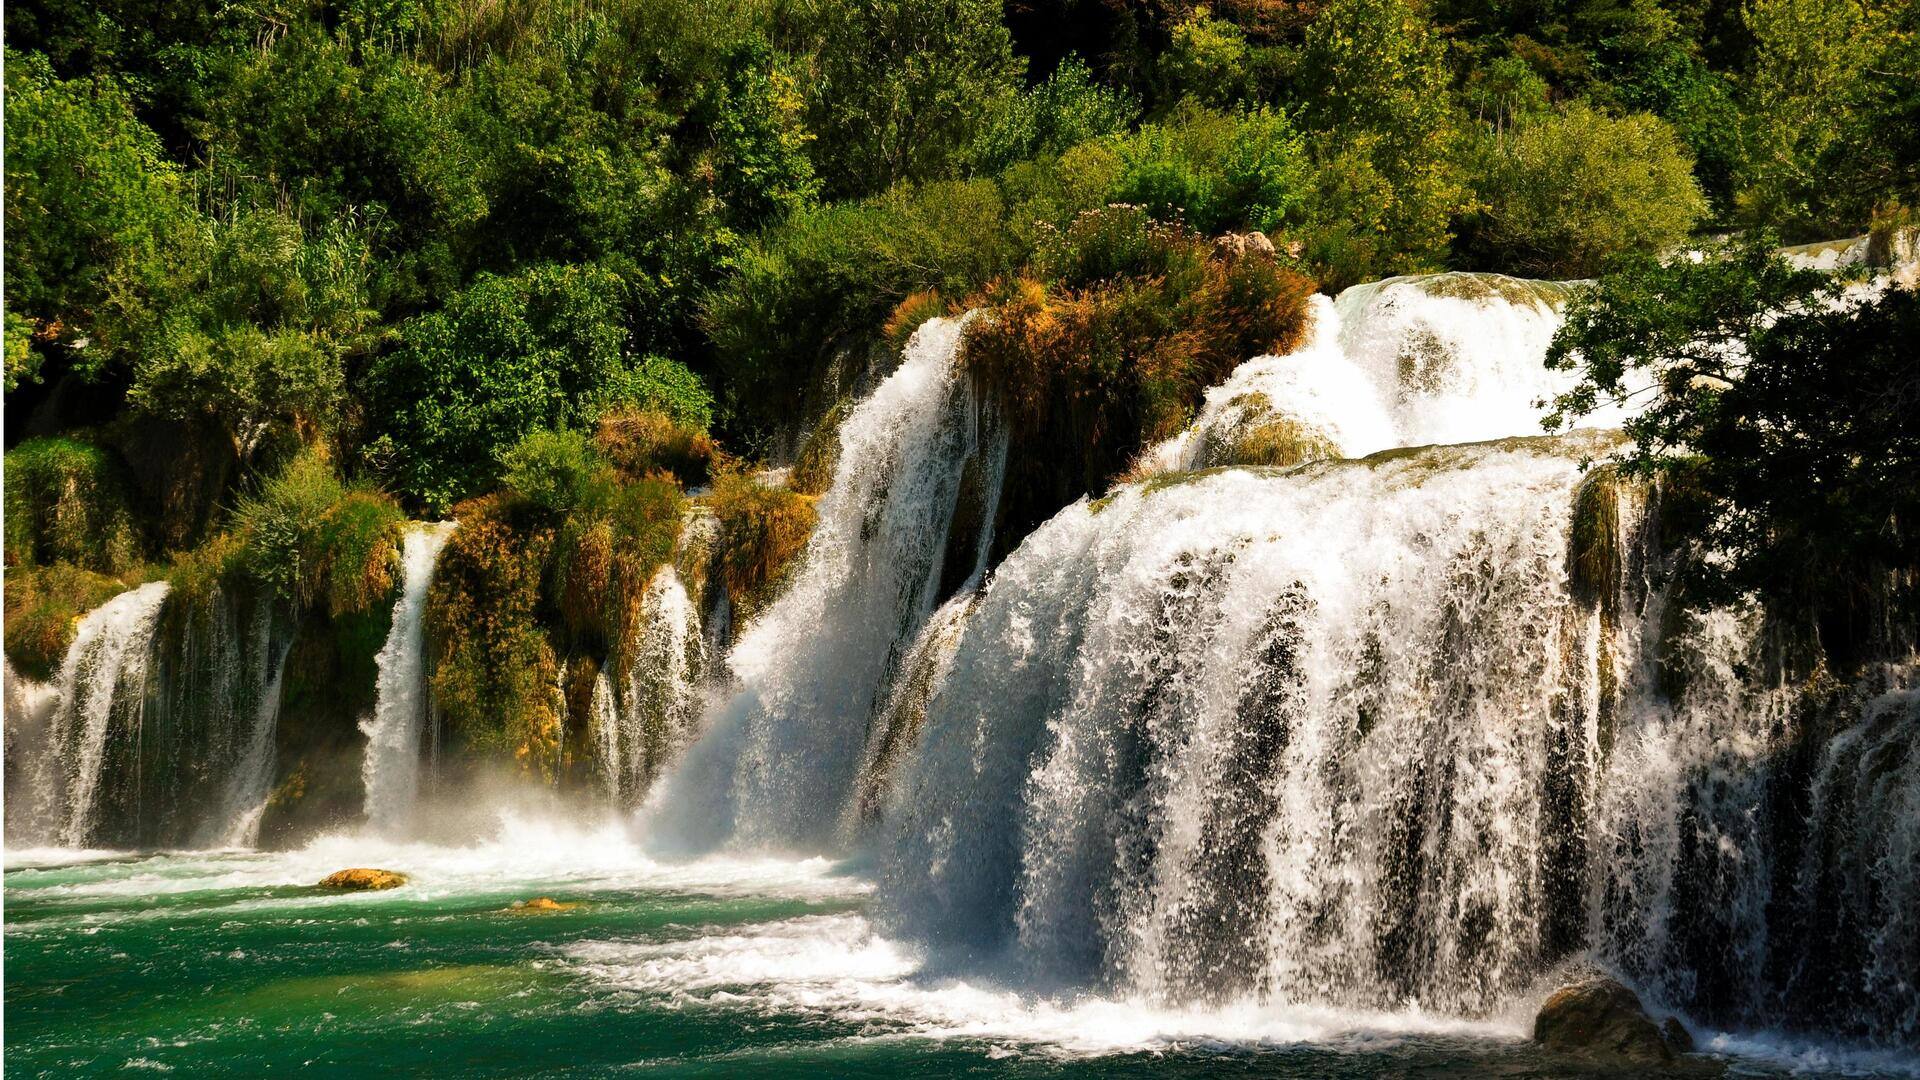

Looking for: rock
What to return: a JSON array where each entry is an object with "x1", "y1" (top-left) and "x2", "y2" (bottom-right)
[
  {"x1": 1213, "y1": 231, "x2": 1278, "y2": 261},
  {"x1": 1662, "y1": 1015, "x2": 1695, "y2": 1054},
  {"x1": 502, "y1": 897, "x2": 575, "y2": 914},
  {"x1": 317, "y1": 868, "x2": 408, "y2": 891},
  {"x1": 1533, "y1": 976, "x2": 1684, "y2": 1065}
]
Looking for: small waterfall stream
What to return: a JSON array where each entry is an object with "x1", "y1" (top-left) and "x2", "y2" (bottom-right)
[
  {"x1": 644, "y1": 314, "x2": 1008, "y2": 851},
  {"x1": 359, "y1": 521, "x2": 457, "y2": 833}
]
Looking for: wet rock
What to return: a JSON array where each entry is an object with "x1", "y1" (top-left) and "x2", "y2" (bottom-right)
[
  {"x1": 1533, "y1": 976, "x2": 1686, "y2": 1065},
  {"x1": 1662, "y1": 1015, "x2": 1695, "y2": 1054},
  {"x1": 317, "y1": 868, "x2": 408, "y2": 891},
  {"x1": 502, "y1": 897, "x2": 576, "y2": 914}
]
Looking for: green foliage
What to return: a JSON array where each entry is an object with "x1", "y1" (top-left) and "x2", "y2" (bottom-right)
[
  {"x1": 1158, "y1": 7, "x2": 1253, "y2": 108},
  {"x1": 801, "y1": 0, "x2": 1024, "y2": 197},
  {"x1": 226, "y1": 450, "x2": 404, "y2": 617},
  {"x1": 972, "y1": 56, "x2": 1138, "y2": 174},
  {"x1": 364, "y1": 262, "x2": 703, "y2": 511},
  {"x1": 1298, "y1": 0, "x2": 1472, "y2": 272},
  {"x1": 501, "y1": 429, "x2": 603, "y2": 515},
  {"x1": 1463, "y1": 103, "x2": 1708, "y2": 277},
  {"x1": 703, "y1": 178, "x2": 1018, "y2": 440},
  {"x1": 1108, "y1": 105, "x2": 1310, "y2": 235},
  {"x1": 1737, "y1": 0, "x2": 1879, "y2": 236},
  {"x1": 3, "y1": 437, "x2": 143, "y2": 574},
  {"x1": 2, "y1": 49, "x2": 187, "y2": 384},
  {"x1": 1546, "y1": 237, "x2": 1919, "y2": 654}
]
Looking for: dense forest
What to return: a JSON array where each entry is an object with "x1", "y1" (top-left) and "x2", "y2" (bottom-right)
[{"x1": 5, "y1": 0, "x2": 1917, "y2": 819}]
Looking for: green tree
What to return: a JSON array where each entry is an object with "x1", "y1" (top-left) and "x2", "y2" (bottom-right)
[
  {"x1": 1738, "y1": 0, "x2": 1876, "y2": 234},
  {"x1": 803, "y1": 0, "x2": 1025, "y2": 197},
  {"x1": 364, "y1": 262, "x2": 705, "y2": 511},
  {"x1": 3, "y1": 49, "x2": 187, "y2": 388},
  {"x1": 972, "y1": 56, "x2": 1138, "y2": 174},
  {"x1": 1545, "y1": 237, "x2": 1918, "y2": 652},
  {"x1": 1157, "y1": 6, "x2": 1252, "y2": 108},
  {"x1": 1463, "y1": 103, "x2": 1707, "y2": 277},
  {"x1": 1297, "y1": 0, "x2": 1473, "y2": 272}
]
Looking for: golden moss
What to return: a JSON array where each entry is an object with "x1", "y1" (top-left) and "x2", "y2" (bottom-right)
[
  {"x1": 2, "y1": 564, "x2": 139, "y2": 679},
  {"x1": 790, "y1": 399, "x2": 850, "y2": 496},
  {"x1": 317, "y1": 492, "x2": 404, "y2": 617},
  {"x1": 1202, "y1": 414, "x2": 1342, "y2": 469},
  {"x1": 705, "y1": 471, "x2": 818, "y2": 623},
  {"x1": 426, "y1": 496, "x2": 563, "y2": 780},
  {"x1": 595, "y1": 408, "x2": 719, "y2": 489},
  {"x1": 960, "y1": 214, "x2": 1315, "y2": 555},
  {"x1": 1569, "y1": 466, "x2": 1624, "y2": 608},
  {"x1": 883, "y1": 290, "x2": 954, "y2": 353}
]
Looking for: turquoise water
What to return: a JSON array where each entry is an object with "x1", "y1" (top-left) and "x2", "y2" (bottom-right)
[{"x1": 4, "y1": 818, "x2": 1912, "y2": 1078}]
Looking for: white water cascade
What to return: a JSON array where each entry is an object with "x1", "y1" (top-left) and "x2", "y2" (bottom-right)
[
  {"x1": 848, "y1": 274, "x2": 1920, "y2": 1047},
  {"x1": 645, "y1": 314, "x2": 1008, "y2": 851},
  {"x1": 6, "y1": 582, "x2": 174, "y2": 847},
  {"x1": 593, "y1": 566, "x2": 708, "y2": 806},
  {"x1": 359, "y1": 521, "x2": 457, "y2": 833}
]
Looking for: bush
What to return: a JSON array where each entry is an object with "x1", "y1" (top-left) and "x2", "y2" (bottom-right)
[
  {"x1": 364, "y1": 261, "x2": 683, "y2": 511},
  {"x1": 595, "y1": 409, "x2": 720, "y2": 490},
  {"x1": 3, "y1": 437, "x2": 143, "y2": 574},
  {"x1": 1463, "y1": 103, "x2": 1707, "y2": 278},
  {"x1": 962, "y1": 210, "x2": 1315, "y2": 549},
  {"x1": 230, "y1": 450, "x2": 403, "y2": 615},
  {"x1": 500, "y1": 429, "x2": 602, "y2": 515},
  {"x1": 1107, "y1": 105, "x2": 1310, "y2": 236},
  {"x1": 972, "y1": 56, "x2": 1138, "y2": 174},
  {"x1": 703, "y1": 178, "x2": 1018, "y2": 441}
]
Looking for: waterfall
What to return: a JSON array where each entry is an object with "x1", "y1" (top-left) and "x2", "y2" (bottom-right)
[
  {"x1": 208, "y1": 622, "x2": 295, "y2": 848},
  {"x1": 592, "y1": 566, "x2": 708, "y2": 806},
  {"x1": 10, "y1": 582, "x2": 174, "y2": 847},
  {"x1": 645, "y1": 314, "x2": 1007, "y2": 851},
  {"x1": 4, "y1": 660, "x2": 66, "y2": 844},
  {"x1": 359, "y1": 521, "x2": 456, "y2": 833}
]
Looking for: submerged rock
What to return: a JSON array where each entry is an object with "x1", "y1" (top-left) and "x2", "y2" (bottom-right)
[
  {"x1": 1533, "y1": 976, "x2": 1691, "y2": 1065},
  {"x1": 502, "y1": 897, "x2": 575, "y2": 914},
  {"x1": 317, "y1": 868, "x2": 408, "y2": 891}
]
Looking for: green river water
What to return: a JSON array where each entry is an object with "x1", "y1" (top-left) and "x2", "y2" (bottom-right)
[{"x1": 4, "y1": 816, "x2": 1911, "y2": 1078}]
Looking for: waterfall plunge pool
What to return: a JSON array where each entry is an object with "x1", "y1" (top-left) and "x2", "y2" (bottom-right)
[{"x1": 5, "y1": 813, "x2": 1912, "y2": 1079}]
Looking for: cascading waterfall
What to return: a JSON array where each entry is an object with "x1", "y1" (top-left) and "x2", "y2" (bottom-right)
[
  {"x1": 645, "y1": 314, "x2": 1008, "y2": 851},
  {"x1": 822, "y1": 270, "x2": 1917, "y2": 1048},
  {"x1": 593, "y1": 566, "x2": 708, "y2": 806},
  {"x1": 7, "y1": 582, "x2": 174, "y2": 847},
  {"x1": 209, "y1": 625, "x2": 295, "y2": 848},
  {"x1": 359, "y1": 521, "x2": 457, "y2": 833}
]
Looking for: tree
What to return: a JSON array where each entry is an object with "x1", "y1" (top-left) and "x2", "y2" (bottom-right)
[
  {"x1": 1463, "y1": 103, "x2": 1707, "y2": 277},
  {"x1": 1297, "y1": 0, "x2": 1473, "y2": 272},
  {"x1": 363, "y1": 262, "x2": 707, "y2": 511},
  {"x1": 1738, "y1": 0, "x2": 1877, "y2": 234},
  {"x1": 802, "y1": 0, "x2": 1025, "y2": 198},
  {"x1": 3, "y1": 49, "x2": 187, "y2": 388},
  {"x1": 1544, "y1": 237, "x2": 1919, "y2": 654}
]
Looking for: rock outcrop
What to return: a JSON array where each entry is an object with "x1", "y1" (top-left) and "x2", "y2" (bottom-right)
[
  {"x1": 501, "y1": 897, "x2": 576, "y2": 914},
  {"x1": 1533, "y1": 976, "x2": 1693, "y2": 1065},
  {"x1": 316, "y1": 868, "x2": 408, "y2": 891}
]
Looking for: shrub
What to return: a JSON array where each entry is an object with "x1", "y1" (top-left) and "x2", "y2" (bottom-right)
[
  {"x1": 962, "y1": 210, "x2": 1315, "y2": 550},
  {"x1": 1463, "y1": 104, "x2": 1707, "y2": 278},
  {"x1": 790, "y1": 400, "x2": 851, "y2": 496},
  {"x1": 595, "y1": 409, "x2": 720, "y2": 489},
  {"x1": 315, "y1": 492, "x2": 405, "y2": 618},
  {"x1": 500, "y1": 429, "x2": 602, "y2": 515},
  {"x1": 364, "y1": 262, "x2": 665, "y2": 511},
  {"x1": 4, "y1": 437, "x2": 144, "y2": 575},
  {"x1": 706, "y1": 471, "x2": 818, "y2": 621},
  {"x1": 1107, "y1": 105, "x2": 1310, "y2": 236},
  {"x1": 231, "y1": 451, "x2": 345, "y2": 607},
  {"x1": 972, "y1": 56, "x2": 1138, "y2": 174}
]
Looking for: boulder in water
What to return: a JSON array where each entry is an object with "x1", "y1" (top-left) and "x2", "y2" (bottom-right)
[
  {"x1": 317, "y1": 868, "x2": 408, "y2": 891},
  {"x1": 502, "y1": 897, "x2": 575, "y2": 914},
  {"x1": 1533, "y1": 976, "x2": 1691, "y2": 1065}
]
